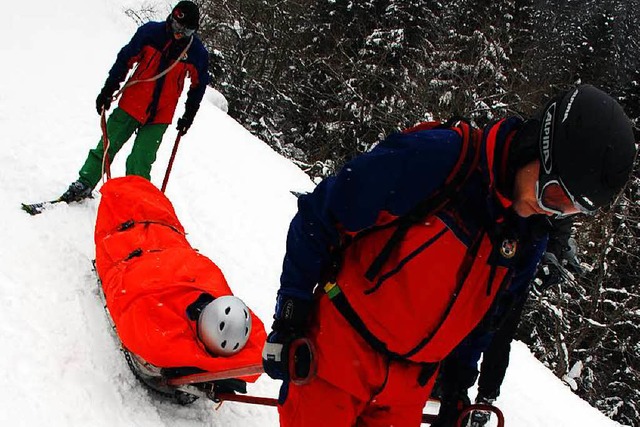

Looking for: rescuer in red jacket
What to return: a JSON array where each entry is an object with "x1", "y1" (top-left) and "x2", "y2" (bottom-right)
[
  {"x1": 94, "y1": 176, "x2": 266, "y2": 375},
  {"x1": 61, "y1": 1, "x2": 209, "y2": 203},
  {"x1": 262, "y1": 85, "x2": 636, "y2": 427}
]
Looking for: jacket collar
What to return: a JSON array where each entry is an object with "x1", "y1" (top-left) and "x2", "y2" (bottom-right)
[{"x1": 480, "y1": 117, "x2": 524, "y2": 210}]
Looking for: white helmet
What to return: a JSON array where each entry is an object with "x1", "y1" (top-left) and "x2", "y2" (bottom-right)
[{"x1": 198, "y1": 296, "x2": 252, "y2": 357}]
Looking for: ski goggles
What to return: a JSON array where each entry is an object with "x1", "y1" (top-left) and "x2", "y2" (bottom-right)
[
  {"x1": 536, "y1": 172, "x2": 595, "y2": 217},
  {"x1": 170, "y1": 16, "x2": 196, "y2": 37}
]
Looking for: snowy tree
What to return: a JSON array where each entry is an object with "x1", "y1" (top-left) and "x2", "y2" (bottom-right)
[
  {"x1": 283, "y1": 0, "x2": 443, "y2": 169},
  {"x1": 197, "y1": 0, "x2": 311, "y2": 160}
]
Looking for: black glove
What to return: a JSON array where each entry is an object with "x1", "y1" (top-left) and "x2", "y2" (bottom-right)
[
  {"x1": 560, "y1": 237, "x2": 586, "y2": 276},
  {"x1": 262, "y1": 295, "x2": 312, "y2": 403},
  {"x1": 533, "y1": 252, "x2": 575, "y2": 292},
  {"x1": 176, "y1": 115, "x2": 193, "y2": 135},
  {"x1": 95, "y1": 91, "x2": 112, "y2": 115},
  {"x1": 95, "y1": 80, "x2": 118, "y2": 115},
  {"x1": 177, "y1": 101, "x2": 199, "y2": 135}
]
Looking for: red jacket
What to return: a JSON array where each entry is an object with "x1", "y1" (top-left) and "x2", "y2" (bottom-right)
[
  {"x1": 106, "y1": 21, "x2": 209, "y2": 125},
  {"x1": 94, "y1": 176, "x2": 266, "y2": 376}
]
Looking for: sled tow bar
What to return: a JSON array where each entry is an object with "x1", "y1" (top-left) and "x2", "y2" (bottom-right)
[{"x1": 212, "y1": 394, "x2": 504, "y2": 425}]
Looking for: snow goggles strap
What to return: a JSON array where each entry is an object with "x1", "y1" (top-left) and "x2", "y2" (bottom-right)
[
  {"x1": 536, "y1": 174, "x2": 594, "y2": 217},
  {"x1": 170, "y1": 16, "x2": 196, "y2": 37}
]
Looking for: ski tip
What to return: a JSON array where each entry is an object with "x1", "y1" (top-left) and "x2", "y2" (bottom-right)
[
  {"x1": 21, "y1": 203, "x2": 44, "y2": 215},
  {"x1": 21, "y1": 197, "x2": 66, "y2": 216},
  {"x1": 21, "y1": 200, "x2": 60, "y2": 215}
]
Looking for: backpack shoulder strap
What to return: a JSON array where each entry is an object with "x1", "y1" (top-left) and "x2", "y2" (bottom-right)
[{"x1": 363, "y1": 118, "x2": 482, "y2": 281}]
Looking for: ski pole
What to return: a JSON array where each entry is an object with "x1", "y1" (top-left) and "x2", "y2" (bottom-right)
[
  {"x1": 161, "y1": 132, "x2": 183, "y2": 193},
  {"x1": 215, "y1": 392, "x2": 278, "y2": 407},
  {"x1": 167, "y1": 364, "x2": 264, "y2": 386}
]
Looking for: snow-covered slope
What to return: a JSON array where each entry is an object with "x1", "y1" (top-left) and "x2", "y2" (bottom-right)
[{"x1": 0, "y1": 0, "x2": 621, "y2": 425}]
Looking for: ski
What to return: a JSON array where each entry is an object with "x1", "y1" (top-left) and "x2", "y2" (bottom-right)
[{"x1": 21, "y1": 199, "x2": 64, "y2": 215}]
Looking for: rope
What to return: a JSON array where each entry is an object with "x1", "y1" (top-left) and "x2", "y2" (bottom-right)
[
  {"x1": 111, "y1": 36, "x2": 193, "y2": 103},
  {"x1": 100, "y1": 109, "x2": 111, "y2": 181}
]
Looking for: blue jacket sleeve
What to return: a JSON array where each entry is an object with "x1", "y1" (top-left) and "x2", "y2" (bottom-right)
[
  {"x1": 278, "y1": 129, "x2": 463, "y2": 301},
  {"x1": 184, "y1": 40, "x2": 209, "y2": 118}
]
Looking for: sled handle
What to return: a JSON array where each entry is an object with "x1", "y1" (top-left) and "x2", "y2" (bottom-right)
[
  {"x1": 289, "y1": 337, "x2": 317, "y2": 386},
  {"x1": 215, "y1": 391, "x2": 446, "y2": 425},
  {"x1": 215, "y1": 392, "x2": 278, "y2": 407},
  {"x1": 167, "y1": 363, "x2": 264, "y2": 386}
]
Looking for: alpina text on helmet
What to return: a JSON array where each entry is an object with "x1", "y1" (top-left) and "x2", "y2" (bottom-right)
[{"x1": 541, "y1": 103, "x2": 555, "y2": 174}]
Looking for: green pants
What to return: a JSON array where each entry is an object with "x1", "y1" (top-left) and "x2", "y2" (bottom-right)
[{"x1": 78, "y1": 108, "x2": 169, "y2": 188}]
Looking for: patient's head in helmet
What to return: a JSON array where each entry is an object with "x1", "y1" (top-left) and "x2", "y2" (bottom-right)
[{"x1": 198, "y1": 296, "x2": 252, "y2": 357}]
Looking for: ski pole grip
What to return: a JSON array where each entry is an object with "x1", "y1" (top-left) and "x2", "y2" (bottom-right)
[{"x1": 288, "y1": 337, "x2": 317, "y2": 386}]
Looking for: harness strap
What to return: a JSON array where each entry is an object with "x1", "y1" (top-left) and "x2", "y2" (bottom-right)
[
  {"x1": 99, "y1": 219, "x2": 187, "y2": 266},
  {"x1": 331, "y1": 233, "x2": 485, "y2": 362},
  {"x1": 324, "y1": 282, "x2": 401, "y2": 358},
  {"x1": 325, "y1": 282, "x2": 439, "y2": 385},
  {"x1": 364, "y1": 120, "x2": 481, "y2": 281},
  {"x1": 401, "y1": 230, "x2": 485, "y2": 359},
  {"x1": 322, "y1": 119, "x2": 488, "y2": 366},
  {"x1": 115, "y1": 219, "x2": 185, "y2": 236}
]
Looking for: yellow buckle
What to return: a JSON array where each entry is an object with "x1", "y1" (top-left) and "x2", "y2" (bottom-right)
[{"x1": 324, "y1": 282, "x2": 341, "y2": 299}]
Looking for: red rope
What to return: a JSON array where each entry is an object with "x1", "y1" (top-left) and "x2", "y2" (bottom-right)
[{"x1": 100, "y1": 108, "x2": 111, "y2": 181}]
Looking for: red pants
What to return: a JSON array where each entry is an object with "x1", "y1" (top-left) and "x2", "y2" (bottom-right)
[{"x1": 278, "y1": 296, "x2": 436, "y2": 427}]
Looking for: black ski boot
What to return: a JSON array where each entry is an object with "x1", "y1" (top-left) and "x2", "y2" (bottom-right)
[{"x1": 60, "y1": 180, "x2": 93, "y2": 203}]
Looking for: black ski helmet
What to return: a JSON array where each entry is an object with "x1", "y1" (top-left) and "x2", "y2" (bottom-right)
[
  {"x1": 539, "y1": 84, "x2": 636, "y2": 211},
  {"x1": 171, "y1": 1, "x2": 200, "y2": 30}
]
